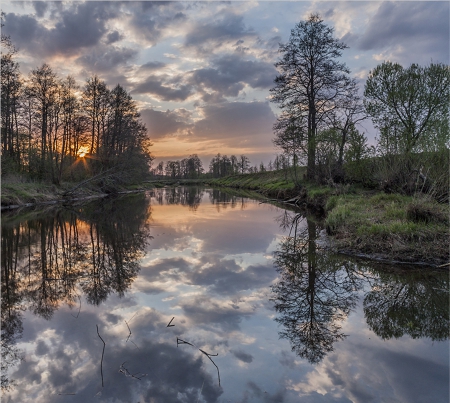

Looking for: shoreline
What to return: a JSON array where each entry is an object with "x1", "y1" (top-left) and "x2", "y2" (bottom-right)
[{"x1": 2, "y1": 175, "x2": 448, "y2": 267}]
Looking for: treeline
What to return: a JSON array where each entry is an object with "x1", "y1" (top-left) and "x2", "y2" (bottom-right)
[
  {"x1": 271, "y1": 14, "x2": 449, "y2": 199},
  {"x1": 1, "y1": 31, "x2": 152, "y2": 185},
  {"x1": 151, "y1": 153, "x2": 296, "y2": 179}
]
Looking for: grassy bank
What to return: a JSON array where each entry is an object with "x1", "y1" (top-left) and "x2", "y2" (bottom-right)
[
  {"x1": 1, "y1": 175, "x2": 156, "y2": 209},
  {"x1": 2, "y1": 170, "x2": 448, "y2": 266},
  {"x1": 325, "y1": 193, "x2": 449, "y2": 265},
  {"x1": 204, "y1": 170, "x2": 449, "y2": 266}
]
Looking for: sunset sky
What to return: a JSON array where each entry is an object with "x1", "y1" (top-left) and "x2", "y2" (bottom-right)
[{"x1": 2, "y1": 1, "x2": 449, "y2": 167}]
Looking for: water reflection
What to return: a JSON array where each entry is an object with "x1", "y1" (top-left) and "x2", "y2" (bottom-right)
[
  {"x1": 363, "y1": 268, "x2": 449, "y2": 341},
  {"x1": 1, "y1": 188, "x2": 448, "y2": 402},
  {"x1": 271, "y1": 212, "x2": 361, "y2": 364},
  {"x1": 1, "y1": 195, "x2": 150, "y2": 390},
  {"x1": 271, "y1": 211, "x2": 449, "y2": 365}
]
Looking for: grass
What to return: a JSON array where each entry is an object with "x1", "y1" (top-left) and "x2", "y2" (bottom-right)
[
  {"x1": 200, "y1": 169, "x2": 300, "y2": 199},
  {"x1": 325, "y1": 192, "x2": 449, "y2": 265}
]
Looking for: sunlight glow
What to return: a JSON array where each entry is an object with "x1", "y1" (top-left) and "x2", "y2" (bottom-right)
[{"x1": 77, "y1": 146, "x2": 89, "y2": 158}]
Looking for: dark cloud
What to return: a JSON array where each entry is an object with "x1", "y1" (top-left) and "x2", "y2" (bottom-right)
[
  {"x1": 76, "y1": 45, "x2": 138, "y2": 74},
  {"x1": 181, "y1": 295, "x2": 253, "y2": 331},
  {"x1": 357, "y1": 2, "x2": 449, "y2": 63},
  {"x1": 34, "y1": 339, "x2": 49, "y2": 356},
  {"x1": 190, "y1": 67, "x2": 245, "y2": 97},
  {"x1": 32, "y1": 1, "x2": 48, "y2": 17},
  {"x1": 184, "y1": 12, "x2": 256, "y2": 53},
  {"x1": 190, "y1": 259, "x2": 276, "y2": 295},
  {"x1": 105, "y1": 30, "x2": 123, "y2": 44},
  {"x1": 3, "y1": 2, "x2": 117, "y2": 57},
  {"x1": 187, "y1": 54, "x2": 276, "y2": 98},
  {"x1": 192, "y1": 102, "x2": 276, "y2": 147},
  {"x1": 140, "y1": 61, "x2": 167, "y2": 71},
  {"x1": 231, "y1": 349, "x2": 253, "y2": 363},
  {"x1": 129, "y1": 2, "x2": 187, "y2": 45},
  {"x1": 140, "y1": 108, "x2": 193, "y2": 139},
  {"x1": 132, "y1": 76, "x2": 193, "y2": 101}
]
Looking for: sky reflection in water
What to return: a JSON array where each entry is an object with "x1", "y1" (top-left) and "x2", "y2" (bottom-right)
[{"x1": 1, "y1": 187, "x2": 448, "y2": 403}]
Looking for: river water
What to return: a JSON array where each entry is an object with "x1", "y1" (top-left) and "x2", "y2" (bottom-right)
[{"x1": 1, "y1": 187, "x2": 448, "y2": 403}]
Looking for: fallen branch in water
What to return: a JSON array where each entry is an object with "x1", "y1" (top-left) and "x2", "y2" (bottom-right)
[
  {"x1": 71, "y1": 295, "x2": 81, "y2": 318},
  {"x1": 199, "y1": 349, "x2": 220, "y2": 387},
  {"x1": 96, "y1": 325, "x2": 106, "y2": 388},
  {"x1": 119, "y1": 361, "x2": 147, "y2": 380},
  {"x1": 177, "y1": 337, "x2": 195, "y2": 348},
  {"x1": 125, "y1": 320, "x2": 132, "y2": 343}
]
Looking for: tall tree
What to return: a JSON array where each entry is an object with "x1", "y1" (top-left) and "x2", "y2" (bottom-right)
[
  {"x1": 1, "y1": 25, "x2": 21, "y2": 169},
  {"x1": 26, "y1": 64, "x2": 58, "y2": 178},
  {"x1": 271, "y1": 14, "x2": 351, "y2": 180}
]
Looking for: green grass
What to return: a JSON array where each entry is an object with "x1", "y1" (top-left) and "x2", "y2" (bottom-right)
[{"x1": 325, "y1": 192, "x2": 449, "y2": 264}]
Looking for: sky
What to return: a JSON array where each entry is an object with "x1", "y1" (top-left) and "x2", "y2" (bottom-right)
[{"x1": 2, "y1": 1, "x2": 449, "y2": 167}]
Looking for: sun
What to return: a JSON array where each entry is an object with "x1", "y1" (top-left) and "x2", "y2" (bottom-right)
[{"x1": 77, "y1": 146, "x2": 89, "y2": 158}]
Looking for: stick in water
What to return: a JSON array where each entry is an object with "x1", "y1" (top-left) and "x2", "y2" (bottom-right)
[
  {"x1": 199, "y1": 349, "x2": 220, "y2": 387},
  {"x1": 96, "y1": 325, "x2": 106, "y2": 387}
]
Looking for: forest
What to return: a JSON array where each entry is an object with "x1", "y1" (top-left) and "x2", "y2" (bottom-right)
[{"x1": 1, "y1": 28, "x2": 152, "y2": 189}]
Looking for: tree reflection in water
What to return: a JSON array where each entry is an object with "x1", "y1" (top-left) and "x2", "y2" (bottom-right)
[
  {"x1": 1, "y1": 194, "x2": 151, "y2": 390},
  {"x1": 271, "y1": 211, "x2": 449, "y2": 365},
  {"x1": 363, "y1": 267, "x2": 449, "y2": 341},
  {"x1": 271, "y1": 212, "x2": 362, "y2": 364}
]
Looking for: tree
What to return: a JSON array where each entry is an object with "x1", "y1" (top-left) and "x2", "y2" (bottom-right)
[
  {"x1": 1, "y1": 22, "x2": 21, "y2": 171},
  {"x1": 364, "y1": 61, "x2": 450, "y2": 155},
  {"x1": 237, "y1": 154, "x2": 250, "y2": 174},
  {"x1": 26, "y1": 64, "x2": 58, "y2": 179},
  {"x1": 271, "y1": 14, "x2": 351, "y2": 181},
  {"x1": 83, "y1": 75, "x2": 110, "y2": 156}
]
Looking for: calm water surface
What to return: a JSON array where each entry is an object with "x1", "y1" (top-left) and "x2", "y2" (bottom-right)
[{"x1": 1, "y1": 187, "x2": 448, "y2": 403}]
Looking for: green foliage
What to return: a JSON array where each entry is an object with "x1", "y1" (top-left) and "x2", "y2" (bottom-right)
[{"x1": 365, "y1": 61, "x2": 449, "y2": 155}]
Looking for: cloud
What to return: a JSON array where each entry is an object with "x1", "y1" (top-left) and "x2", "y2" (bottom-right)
[
  {"x1": 140, "y1": 108, "x2": 193, "y2": 139},
  {"x1": 231, "y1": 349, "x2": 254, "y2": 363},
  {"x1": 32, "y1": 1, "x2": 48, "y2": 18},
  {"x1": 188, "y1": 54, "x2": 277, "y2": 97},
  {"x1": 184, "y1": 12, "x2": 257, "y2": 54},
  {"x1": 190, "y1": 258, "x2": 276, "y2": 295},
  {"x1": 140, "y1": 61, "x2": 167, "y2": 71},
  {"x1": 192, "y1": 101, "x2": 276, "y2": 147},
  {"x1": 132, "y1": 76, "x2": 193, "y2": 101},
  {"x1": 3, "y1": 2, "x2": 117, "y2": 57},
  {"x1": 180, "y1": 295, "x2": 254, "y2": 331},
  {"x1": 105, "y1": 30, "x2": 123, "y2": 45},
  {"x1": 127, "y1": 2, "x2": 188, "y2": 46},
  {"x1": 76, "y1": 45, "x2": 138, "y2": 74},
  {"x1": 357, "y1": 2, "x2": 449, "y2": 64}
]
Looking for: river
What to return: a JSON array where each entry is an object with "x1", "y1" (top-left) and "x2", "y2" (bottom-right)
[{"x1": 1, "y1": 187, "x2": 448, "y2": 403}]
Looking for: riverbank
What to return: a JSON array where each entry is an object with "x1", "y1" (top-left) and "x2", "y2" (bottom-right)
[
  {"x1": 206, "y1": 170, "x2": 449, "y2": 266},
  {"x1": 2, "y1": 171, "x2": 448, "y2": 266},
  {"x1": 0, "y1": 176, "x2": 158, "y2": 210}
]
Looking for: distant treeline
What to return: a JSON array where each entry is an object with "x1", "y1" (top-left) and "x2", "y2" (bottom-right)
[
  {"x1": 1, "y1": 30, "x2": 152, "y2": 185},
  {"x1": 151, "y1": 153, "x2": 296, "y2": 179}
]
